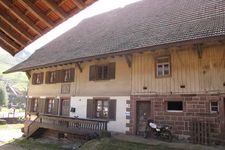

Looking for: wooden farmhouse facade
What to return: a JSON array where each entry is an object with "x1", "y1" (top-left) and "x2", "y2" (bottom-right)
[{"x1": 4, "y1": 0, "x2": 225, "y2": 143}]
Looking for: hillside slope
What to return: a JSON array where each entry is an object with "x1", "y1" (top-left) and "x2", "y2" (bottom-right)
[{"x1": 0, "y1": 50, "x2": 30, "y2": 90}]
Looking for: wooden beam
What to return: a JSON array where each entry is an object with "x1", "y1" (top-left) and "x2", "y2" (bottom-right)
[
  {"x1": 125, "y1": 55, "x2": 132, "y2": 68},
  {"x1": 25, "y1": 72, "x2": 31, "y2": 79},
  {"x1": 0, "y1": 31, "x2": 21, "y2": 51},
  {"x1": 0, "y1": 20, "x2": 27, "y2": 46},
  {"x1": 0, "y1": 0, "x2": 42, "y2": 35},
  {"x1": 19, "y1": 0, "x2": 54, "y2": 28},
  {"x1": 0, "y1": 39, "x2": 17, "y2": 55},
  {"x1": 0, "y1": 11, "x2": 33, "y2": 41},
  {"x1": 76, "y1": 62, "x2": 82, "y2": 72},
  {"x1": 43, "y1": 1, "x2": 67, "y2": 19},
  {"x1": 72, "y1": 0, "x2": 85, "y2": 9}
]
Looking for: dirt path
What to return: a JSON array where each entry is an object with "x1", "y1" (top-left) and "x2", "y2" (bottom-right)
[{"x1": 0, "y1": 124, "x2": 25, "y2": 150}]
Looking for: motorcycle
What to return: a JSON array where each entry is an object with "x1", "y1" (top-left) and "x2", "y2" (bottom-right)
[{"x1": 144, "y1": 119, "x2": 173, "y2": 142}]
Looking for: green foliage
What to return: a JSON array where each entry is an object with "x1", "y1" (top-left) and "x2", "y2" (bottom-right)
[
  {"x1": 79, "y1": 138, "x2": 184, "y2": 150},
  {"x1": 0, "y1": 119, "x2": 7, "y2": 125},
  {"x1": 0, "y1": 88, "x2": 5, "y2": 106},
  {"x1": 99, "y1": 130, "x2": 111, "y2": 138},
  {"x1": 12, "y1": 139, "x2": 71, "y2": 150}
]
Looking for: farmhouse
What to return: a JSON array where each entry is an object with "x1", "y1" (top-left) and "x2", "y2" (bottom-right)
[{"x1": 4, "y1": 0, "x2": 225, "y2": 143}]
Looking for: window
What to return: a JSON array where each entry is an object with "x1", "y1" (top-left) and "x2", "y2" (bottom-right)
[
  {"x1": 62, "y1": 68, "x2": 75, "y2": 82},
  {"x1": 30, "y1": 98, "x2": 38, "y2": 112},
  {"x1": 89, "y1": 63, "x2": 115, "y2": 81},
  {"x1": 87, "y1": 99, "x2": 116, "y2": 120},
  {"x1": 167, "y1": 101, "x2": 183, "y2": 112},
  {"x1": 46, "y1": 71, "x2": 58, "y2": 84},
  {"x1": 46, "y1": 98, "x2": 57, "y2": 114},
  {"x1": 210, "y1": 101, "x2": 219, "y2": 113},
  {"x1": 32, "y1": 73, "x2": 44, "y2": 84},
  {"x1": 96, "y1": 100, "x2": 109, "y2": 119},
  {"x1": 156, "y1": 56, "x2": 171, "y2": 77}
]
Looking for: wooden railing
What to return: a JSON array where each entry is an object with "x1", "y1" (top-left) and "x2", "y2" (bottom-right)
[
  {"x1": 39, "y1": 115, "x2": 108, "y2": 132},
  {"x1": 26, "y1": 114, "x2": 108, "y2": 137}
]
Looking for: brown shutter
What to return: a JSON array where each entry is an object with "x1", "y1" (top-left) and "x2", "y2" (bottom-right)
[
  {"x1": 27, "y1": 99, "x2": 32, "y2": 112},
  {"x1": 56, "y1": 70, "x2": 62, "y2": 83},
  {"x1": 32, "y1": 74, "x2": 36, "y2": 85},
  {"x1": 70, "y1": 68, "x2": 75, "y2": 82},
  {"x1": 40, "y1": 72, "x2": 44, "y2": 84},
  {"x1": 87, "y1": 99, "x2": 96, "y2": 118},
  {"x1": 89, "y1": 65, "x2": 96, "y2": 81},
  {"x1": 37, "y1": 98, "x2": 42, "y2": 113},
  {"x1": 109, "y1": 63, "x2": 115, "y2": 79},
  {"x1": 109, "y1": 99, "x2": 116, "y2": 120},
  {"x1": 45, "y1": 72, "x2": 50, "y2": 84}
]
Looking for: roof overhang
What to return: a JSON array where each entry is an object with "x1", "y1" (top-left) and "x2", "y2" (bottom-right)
[{"x1": 0, "y1": 0, "x2": 97, "y2": 56}]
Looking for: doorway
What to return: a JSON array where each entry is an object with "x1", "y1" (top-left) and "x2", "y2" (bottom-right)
[{"x1": 136, "y1": 101, "x2": 151, "y2": 135}]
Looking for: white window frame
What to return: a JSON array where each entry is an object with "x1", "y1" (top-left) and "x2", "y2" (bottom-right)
[
  {"x1": 157, "y1": 62, "x2": 170, "y2": 77},
  {"x1": 210, "y1": 101, "x2": 219, "y2": 113}
]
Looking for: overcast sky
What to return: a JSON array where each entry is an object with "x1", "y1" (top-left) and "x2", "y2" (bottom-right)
[{"x1": 0, "y1": 0, "x2": 141, "y2": 58}]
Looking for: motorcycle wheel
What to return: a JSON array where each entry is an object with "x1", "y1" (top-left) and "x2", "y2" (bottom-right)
[{"x1": 161, "y1": 130, "x2": 172, "y2": 142}]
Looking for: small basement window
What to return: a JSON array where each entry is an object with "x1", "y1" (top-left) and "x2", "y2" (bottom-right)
[
  {"x1": 167, "y1": 101, "x2": 183, "y2": 112},
  {"x1": 210, "y1": 102, "x2": 219, "y2": 113}
]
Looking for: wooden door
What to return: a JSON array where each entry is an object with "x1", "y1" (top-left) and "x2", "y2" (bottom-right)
[
  {"x1": 136, "y1": 101, "x2": 151, "y2": 135},
  {"x1": 61, "y1": 99, "x2": 70, "y2": 116}
]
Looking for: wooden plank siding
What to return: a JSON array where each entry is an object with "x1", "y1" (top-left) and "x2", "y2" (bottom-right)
[{"x1": 131, "y1": 44, "x2": 225, "y2": 95}]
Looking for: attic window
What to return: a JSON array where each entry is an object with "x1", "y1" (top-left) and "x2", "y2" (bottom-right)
[
  {"x1": 32, "y1": 73, "x2": 44, "y2": 85},
  {"x1": 62, "y1": 68, "x2": 75, "y2": 82},
  {"x1": 156, "y1": 56, "x2": 171, "y2": 78},
  {"x1": 89, "y1": 63, "x2": 115, "y2": 81}
]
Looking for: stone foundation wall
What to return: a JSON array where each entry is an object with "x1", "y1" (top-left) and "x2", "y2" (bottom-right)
[{"x1": 126, "y1": 94, "x2": 225, "y2": 141}]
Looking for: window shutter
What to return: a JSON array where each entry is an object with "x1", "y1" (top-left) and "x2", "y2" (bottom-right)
[
  {"x1": 109, "y1": 63, "x2": 116, "y2": 79},
  {"x1": 70, "y1": 68, "x2": 75, "y2": 82},
  {"x1": 89, "y1": 65, "x2": 96, "y2": 81},
  {"x1": 45, "y1": 72, "x2": 50, "y2": 84},
  {"x1": 108, "y1": 99, "x2": 116, "y2": 120},
  {"x1": 87, "y1": 99, "x2": 96, "y2": 118},
  {"x1": 40, "y1": 72, "x2": 44, "y2": 84},
  {"x1": 56, "y1": 70, "x2": 62, "y2": 83},
  {"x1": 32, "y1": 74, "x2": 36, "y2": 85},
  {"x1": 27, "y1": 99, "x2": 32, "y2": 112}
]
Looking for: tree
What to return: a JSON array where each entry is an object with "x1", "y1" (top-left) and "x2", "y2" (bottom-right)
[{"x1": 0, "y1": 88, "x2": 5, "y2": 106}]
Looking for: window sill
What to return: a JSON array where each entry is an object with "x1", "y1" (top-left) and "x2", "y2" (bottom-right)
[{"x1": 166, "y1": 110, "x2": 183, "y2": 113}]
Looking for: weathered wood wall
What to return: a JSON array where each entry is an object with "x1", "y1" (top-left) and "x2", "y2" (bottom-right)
[{"x1": 131, "y1": 44, "x2": 225, "y2": 95}]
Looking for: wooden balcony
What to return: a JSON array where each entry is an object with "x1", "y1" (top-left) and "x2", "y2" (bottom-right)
[{"x1": 26, "y1": 114, "x2": 108, "y2": 138}]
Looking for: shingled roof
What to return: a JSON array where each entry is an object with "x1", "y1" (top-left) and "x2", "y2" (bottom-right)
[{"x1": 5, "y1": 0, "x2": 225, "y2": 73}]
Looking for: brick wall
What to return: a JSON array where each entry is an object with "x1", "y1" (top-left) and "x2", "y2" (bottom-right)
[{"x1": 126, "y1": 94, "x2": 225, "y2": 141}]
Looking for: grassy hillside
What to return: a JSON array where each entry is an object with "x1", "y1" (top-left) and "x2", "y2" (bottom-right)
[{"x1": 0, "y1": 51, "x2": 28, "y2": 90}]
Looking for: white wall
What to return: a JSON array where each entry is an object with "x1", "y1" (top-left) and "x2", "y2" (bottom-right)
[{"x1": 70, "y1": 96, "x2": 130, "y2": 133}]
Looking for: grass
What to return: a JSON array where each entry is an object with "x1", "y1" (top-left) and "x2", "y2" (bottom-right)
[
  {"x1": 0, "y1": 107, "x2": 25, "y2": 112},
  {"x1": 12, "y1": 139, "x2": 72, "y2": 150},
  {"x1": 78, "y1": 138, "x2": 184, "y2": 150},
  {"x1": 0, "y1": 124, "x2": 24, "y2": 129}
]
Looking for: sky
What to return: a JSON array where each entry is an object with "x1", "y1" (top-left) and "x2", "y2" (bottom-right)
[{"x1": 0, "y1": 0, "x2": 141, "y2": 58}]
